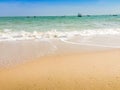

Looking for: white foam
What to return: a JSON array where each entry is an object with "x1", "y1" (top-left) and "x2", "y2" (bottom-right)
[
  {"x1": 60, "y1": 38, "x2": 120, "y2": 48},
  {"x1": 0, "y1": 28, "x2": 120, "y2": 41}
]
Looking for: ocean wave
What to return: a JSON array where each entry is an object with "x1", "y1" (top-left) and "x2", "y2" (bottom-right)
[{"x1": 0, "y1": 28, "x2": 120, "y2": 41}]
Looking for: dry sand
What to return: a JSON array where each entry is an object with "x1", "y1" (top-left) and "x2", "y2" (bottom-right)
[{"x1": 0, "y1": 49, "x2": 120, "y2": 90}]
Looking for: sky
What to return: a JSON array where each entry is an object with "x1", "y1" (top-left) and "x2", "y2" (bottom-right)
[{"x1": 0, "y1": 0, "x2": 120, "y2": 16}]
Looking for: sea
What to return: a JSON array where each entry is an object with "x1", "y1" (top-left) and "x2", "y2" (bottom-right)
[
  {"x1": 0, "y1": 15, "x2": 120, "y2": 48},
  {"x1": 1, "y1": 15, "x2": 120, "y2": 67}
]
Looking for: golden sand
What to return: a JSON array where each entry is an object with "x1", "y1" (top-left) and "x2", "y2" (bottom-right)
[{"x1": 0, "y1": 49, "x2": 120, "y2": 90}]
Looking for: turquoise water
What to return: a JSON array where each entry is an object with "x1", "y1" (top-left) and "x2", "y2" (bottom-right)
[
  {"x1": 0, "y1": 15, "x2": 120, "y2": 41},
  {"x1": 0, "y1": 15, "x2": 120, "y2": 32}
]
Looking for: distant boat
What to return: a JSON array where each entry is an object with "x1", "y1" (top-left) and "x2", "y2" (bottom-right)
[
  {"x1": 112, "y1": 15, "x2": 118, "y2": 16},
  {"x1": 34, "y1": 16, "x2": 37, "y2": 18},
  {"x1": 77, "y1": 13, "x2": 82, "y2": 17}
]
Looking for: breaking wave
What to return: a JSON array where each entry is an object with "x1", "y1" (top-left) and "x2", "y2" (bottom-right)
[{"x1": 0, "y1": 28, "x2": 120, "y2": 41}]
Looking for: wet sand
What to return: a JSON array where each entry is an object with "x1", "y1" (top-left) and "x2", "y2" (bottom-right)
[
  {"x1": 0, "y1": 49, "x2": 120, "y2": 90},
  {"x1": 0, "y1": 40, "x2": 109, "y2": 67}
]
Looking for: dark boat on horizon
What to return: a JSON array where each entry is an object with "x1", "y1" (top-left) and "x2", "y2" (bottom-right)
[{"x1": 77, "y1": 13, "x2": 82, "y2": 17}]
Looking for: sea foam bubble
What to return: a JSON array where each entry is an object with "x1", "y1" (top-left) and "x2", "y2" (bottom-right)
[{"x1": 0, "y1": 28, "x2": 120, "y2": 41}]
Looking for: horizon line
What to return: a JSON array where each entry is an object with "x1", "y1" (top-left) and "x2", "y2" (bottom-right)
[{"x1": 0, "y1": 14, "x2": 120, "y2": 17}]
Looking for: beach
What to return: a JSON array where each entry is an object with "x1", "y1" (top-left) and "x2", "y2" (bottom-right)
[
  {"x1": 0, "y1": 39, "x2": 110, "y2": 68},
  {"x1": 0, "y1": 16, "x2": 120, "y2": 90},
  {"x1": 0, "y1": 47, "x2": 120, "y2": 90}
]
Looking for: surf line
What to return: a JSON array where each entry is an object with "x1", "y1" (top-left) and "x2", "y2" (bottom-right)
[{"x1": 60, "y1": 38, "x2": 120, "y2": 48}]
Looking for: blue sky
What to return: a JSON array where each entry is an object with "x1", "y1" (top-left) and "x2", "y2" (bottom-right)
[{"x1": 0, "y1": 0, "x2": 120, "y2": 16}]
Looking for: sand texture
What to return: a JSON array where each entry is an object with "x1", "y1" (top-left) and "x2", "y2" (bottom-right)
[{"x1": 0, "y1": 49, "x2": 120, "y2": 90}]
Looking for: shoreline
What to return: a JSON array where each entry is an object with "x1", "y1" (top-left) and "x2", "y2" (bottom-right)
[
  {"x1": 0, "y1": 39, "x2": 112, "y2": 68},
  {"x1": 0, "y1": 38, "x2": 120, "y2": 90}
]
